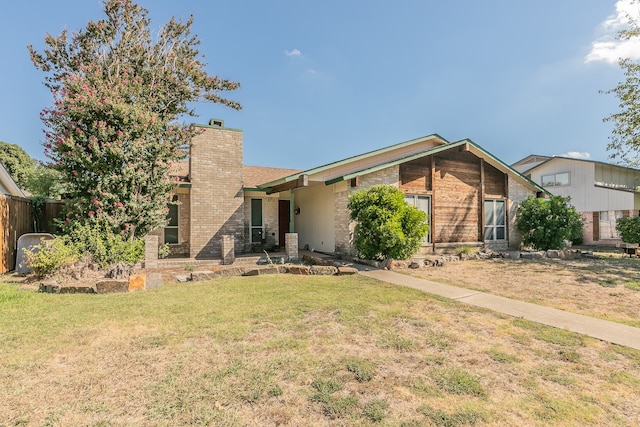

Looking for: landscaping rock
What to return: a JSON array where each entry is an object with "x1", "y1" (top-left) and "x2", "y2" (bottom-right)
[
  {"x1": 191, "y1": 267, "x2": 248, "y2": 281},
  {"x1": 547, "y1": 250, "x2": 561, "y2": 259},
  {"x1": 243, "y1": 267, "x2": 280, "y2": 276},
  {"x1": 146, "y1": 273, "x2": 163, "y2": 289},
  {"x1": 175, "y1": 275, "x2": 190, "y2": 283},
  {"x1": 95, "y1": 280, "x2": 129, "y2": 294},
  {"x1": 289, "y1": 265, "x2": 310, "y2": 275},
  {"x1": 337, "y1": 267, "x2": 358, "y2": 275},
  {"x1": 309, "y1": 265, "x2": 338, "y2": 275},
  {"x1": 129, "y1": 273, "x2": 146, "y2": 291},
  {"x1": 191, "y1": 270, "x2": 215, "y2": 281}
]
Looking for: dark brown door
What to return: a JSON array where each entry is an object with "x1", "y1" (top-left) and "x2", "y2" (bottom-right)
[{"x1": 278, "y1": 200, "x2": 290, "y2": 248}]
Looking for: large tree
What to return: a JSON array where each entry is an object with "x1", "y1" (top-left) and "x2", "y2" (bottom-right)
[
  {"x1": 29, "y1": 0, "x2": 240, "y2": 240},
  {"x1": 603, "y1": 1, "x2": 640, "y2": 166},
  {"x1": 0, "y1": 142, "x2": 35, "y2": 190}
]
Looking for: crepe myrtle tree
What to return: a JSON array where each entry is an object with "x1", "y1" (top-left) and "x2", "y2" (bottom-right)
[
  {"x1": 29, "y1": 0, "x2": 241, "y2": 241},
  {"x1": 348, "y1": 185, "x2": 429, "y2": 261}
]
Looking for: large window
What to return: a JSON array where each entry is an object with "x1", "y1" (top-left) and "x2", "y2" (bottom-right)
[
  {"x1": 541, "y1": 172, "x2": 570, "y2": 187},
  {"x1": 164, "y1": 195, "x2": 179, "y2": 244},
  {"x1": 405, "y1": 194, "x2": 431, "y2": 243},
  {"x1": 251, "y1": 199, "x2": 263, "y2": 243},
  {"x1": 484, "y1": 199, "x2": 506, "y2": 241},
  {"x1": 599, "y1": 210, "x2": 624, "y2": 239}
]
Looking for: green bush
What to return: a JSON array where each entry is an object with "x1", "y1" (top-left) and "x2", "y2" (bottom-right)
[
  {"x1": 22, "y1": 237, "x2": 80, "y2": 277},
  {"x1": 348, "y1": 185, "x2": 429, "y2": 260},
  {"x1": 515, "y1": 195, "x2": 584, "y2": 250},
  {"x1": 616, "y1": 216, "x2": 640, "y2": 244},
  {"x1": 66, "y1": 221, "x2": 145, "y2": 268}
]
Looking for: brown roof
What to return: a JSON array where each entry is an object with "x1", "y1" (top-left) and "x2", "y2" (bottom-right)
[
  {"x1": 243, "y1": 165, "x2": 302, "y2": 188},
  {"x1": 170, "y1": 161, "x2": 190, "y2": 178},
  {"x1": 169, "y1": 161, "x2": 301, "y2": 188}
]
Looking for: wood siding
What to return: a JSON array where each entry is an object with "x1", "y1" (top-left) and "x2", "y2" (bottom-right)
[
  {"x1": 399, "y1": 150, "x2": 510, "y2": 246},
  {"x1": 433, "y1": 152, "x2": 481, "y2": 243},
  {"x1": 0, "y1": 196, "x2": 64, "y2": 274},
  {"x1": 400, "y1": 157, "x2": 432, "y2": 193}
]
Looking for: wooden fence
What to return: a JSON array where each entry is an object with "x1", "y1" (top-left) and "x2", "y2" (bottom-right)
[{"x1": 0, "y1": 195, "x2": 64, "y2": 274}]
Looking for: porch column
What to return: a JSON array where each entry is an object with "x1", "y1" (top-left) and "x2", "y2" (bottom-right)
[
  {"x1": 289, "y1": 189, "x2": 295, "y2": 233},
  {"x1": 221, "y1": 235, "x2": 235, "y2": 265},
  {"x1": 285, "y1": 233, "x2": 299, "y2": 262},
  {"x1": 144, "y1": 235, "x2": 158, "y2": 269}
]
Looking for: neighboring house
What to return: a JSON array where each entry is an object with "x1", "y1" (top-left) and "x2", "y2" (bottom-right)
[
  {"x1": 153, "y1": 120, "x2": 546, "y2": 259},
  {"x1": 512, "y1": 155, "x2": 640, "y2": 246},
  {"x1": 0, "y1": 162, "x2": 25, "y2": 198}
]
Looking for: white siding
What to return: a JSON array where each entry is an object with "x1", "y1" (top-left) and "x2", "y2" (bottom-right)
[
  {"x1": 529, "y1": 159, "x2": 634, "y2": 212},
  {"x1": 293, "y1": 184, "x2": 336, "y2": 253}
]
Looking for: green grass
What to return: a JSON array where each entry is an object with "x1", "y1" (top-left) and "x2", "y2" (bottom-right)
[{"x1": 1, "y1": 274, "x2": 639, "y2": 426}]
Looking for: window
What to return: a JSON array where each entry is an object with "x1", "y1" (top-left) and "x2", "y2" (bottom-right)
[
  {"x1": 599, "y1": 210, "x2": 624, "y2": 239},
  {"x1": 484, "y1": 199, "x2": 506, "y2": 241},
  {"x1": 251, "y1": 199, "x2": 263, "y2": 243},
  {"x1": 405, "y1": 194, "x2": 431, "y2": 243},
  {"x1": 541, "y1": 172, "x2": 570, "y2": 187},
  {"x1": 164, "y1": 195, "x2": 179, "y2": 244}
]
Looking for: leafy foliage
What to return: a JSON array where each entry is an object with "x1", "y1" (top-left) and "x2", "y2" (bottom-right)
[
  {"x1": 29, "y1": 0, "x2": 240, "y2": 241},
  {"x1": 26, "y1": 161, "x2": 66, "y2": 199},
  {"x1": 602, "y1": 1, "x2": 640, "y2": 166},
  {"x1": 348, "y1": 185, "x2": 429, "y2": 260},
  {"x1": 0, "y1": 141, "x2": 35, "y2": 189},
  {"x1": 65, "y1": 221, "x2": 145, "y2": 268},
  {"x1": 616, "y1": 216, "x2": 640, "y2": 244},
  {"x1": 515, "y1": 195, "x2": 583, "y2": 250},
  {"x1": 22, "y1": 237, "x2": 79, "y2": 277}
]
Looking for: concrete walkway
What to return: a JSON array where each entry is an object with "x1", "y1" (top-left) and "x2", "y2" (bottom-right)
[{"x1": 359, "y1": 269, "x2": 640, "y2": 351}]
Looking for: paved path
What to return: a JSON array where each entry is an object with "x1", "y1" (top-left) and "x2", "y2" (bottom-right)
[{"x1": 359, "y1": 269, "x2": 640, "y2": 351}]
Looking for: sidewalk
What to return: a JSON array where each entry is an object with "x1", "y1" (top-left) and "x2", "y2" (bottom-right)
[{"x1": 359, "y1": 269, "x2": 640, "y2": 351}]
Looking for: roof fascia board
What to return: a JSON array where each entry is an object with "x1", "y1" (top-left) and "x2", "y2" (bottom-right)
[{"x1": 257, "y1": 133, "x2": 449, "y2": 189}]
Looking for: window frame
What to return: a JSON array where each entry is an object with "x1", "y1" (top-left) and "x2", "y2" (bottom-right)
[
  {"x1": 250, "y1": 198, "x2": 264, "y2": 243},
  {"x1": 404, "y1": 194, "x2": 431, "y2": 244},
  {"x1": 484, "y1": 198, "x2": 506, "y2": 242},
  {"x1": 164, "y1": 195, "x2": 179, "y2": 245},
  {"x1": 541, "y1": 171, "x2": 570, "y2": 187}
]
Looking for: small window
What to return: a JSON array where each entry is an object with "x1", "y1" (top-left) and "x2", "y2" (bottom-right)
[
  {"x1": 485, "y1": 199, "x2": 506, "y2": 241},
  {"x1": 541, "y1": 172, "x2": 570, "y2": 187},
  {"x1": 251, "y1": 199, "x2": 263, "y2": 243},
  {"x1": 164, "y1": 195, "x2": 179, "y2": 244},
  {"x1": 404, "y1": 194, "x2": 431, "y2": 243}
]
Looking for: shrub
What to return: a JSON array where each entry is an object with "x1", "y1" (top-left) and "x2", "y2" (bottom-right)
[
  {"x1": 515, "y1": 195, "x2": 583, "y2": 250},
  {"x1": 22, "y1": 236, "x2": 80, "y2": 277},
  {"x1": 348, "y1": 185, "x2": 429, "y2": 260},
  {"x1": 616, "y1": 216, "x2": 640, "y2": 244},
  {"x1": 66, "y1": 221, "x2": 145, "y2": 268}
]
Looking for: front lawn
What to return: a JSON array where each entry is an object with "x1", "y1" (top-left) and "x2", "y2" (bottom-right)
[{"x1": 1, "y1": 274, "x2": 639, "y2": 426}]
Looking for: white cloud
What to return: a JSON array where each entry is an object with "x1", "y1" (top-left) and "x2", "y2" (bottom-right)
[
  {"x1": 556, "y1": 151, "x2": 591, "y2": 159},
  {"x1": 284, "y1": 49, "x2": 301, "y2": 57},
  {"x1": 585, "y1": 0, "x2": 640, "y2": 63}
]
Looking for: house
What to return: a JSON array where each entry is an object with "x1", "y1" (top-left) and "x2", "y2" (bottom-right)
[
  {"x1": 512, "y1": 155, "x2": 640, "y2": 245},
  {"x1": 0, "y1": 162, "x2": 25, "y2": 198},
  {"x1": 152, "y1": 120, "x2": 546, "y2": 260}
]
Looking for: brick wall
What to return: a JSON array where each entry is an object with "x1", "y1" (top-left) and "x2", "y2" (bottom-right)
[
  {"x1": 507, "y1": 177, "x2": 534, "y2": 249},
  {"x1": 189, "y1": 125, "x2": 244, "y2": 259}
]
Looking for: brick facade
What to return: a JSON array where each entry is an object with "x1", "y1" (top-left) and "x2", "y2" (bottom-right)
[
  {"x1": 189, "y1": 125, "x2": 244, "y2": 259},
  {"x1": 506, "y1": 176, "x2": 531, "y2": 250}
]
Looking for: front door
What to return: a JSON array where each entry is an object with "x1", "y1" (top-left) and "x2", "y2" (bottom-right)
[{"x1": 278, "y1": 200, "x2": 290, "y2": 248}]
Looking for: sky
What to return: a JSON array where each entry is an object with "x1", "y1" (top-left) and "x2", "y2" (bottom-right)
[{"x1": 1, "y1": 0, "x2": 640, "y2": 170}]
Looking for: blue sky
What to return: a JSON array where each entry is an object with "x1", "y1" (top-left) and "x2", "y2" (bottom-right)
[{"x1": 1, "y1": 1, "x2": 639, "y2": 170}]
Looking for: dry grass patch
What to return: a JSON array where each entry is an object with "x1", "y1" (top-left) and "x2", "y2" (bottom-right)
[
  {"x1": 406, "y1": 253, "x2": 640, "y2": 327},
  {"x1": 1, "y1": 273, "x2": 639, "y2": 425}
]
